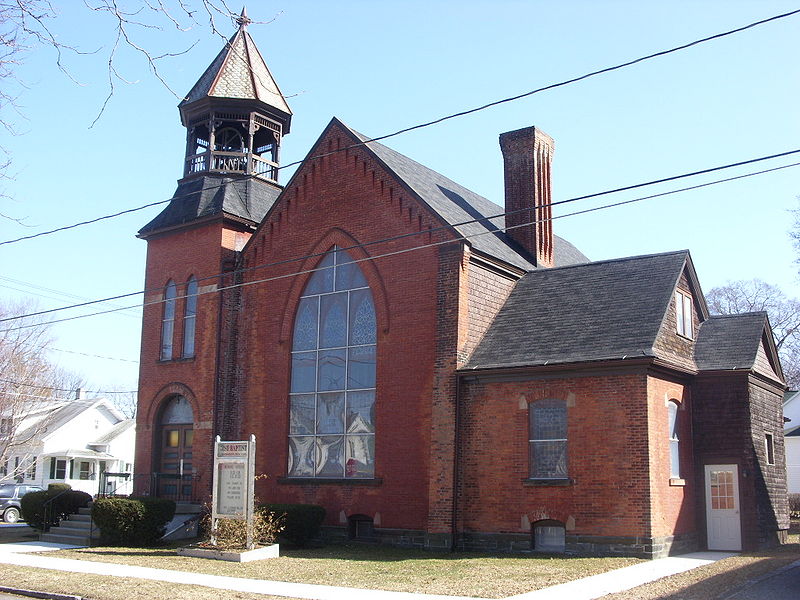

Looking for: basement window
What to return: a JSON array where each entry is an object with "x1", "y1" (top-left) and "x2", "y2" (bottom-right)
[
  {"x1": 348, "y1": 514, "x2": 375, "y2": 541},
  {"x1": 532, "y1": 520, "x2": 566, "y2": 553}
]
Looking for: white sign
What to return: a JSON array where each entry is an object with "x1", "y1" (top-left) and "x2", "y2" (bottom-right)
[{"x1": 211, "y1": 435, "x2": 256, "y2": 548}]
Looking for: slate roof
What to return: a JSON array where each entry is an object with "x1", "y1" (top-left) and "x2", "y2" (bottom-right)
[
  {"x1": 786, "y1": 424, "x2": 800, "y2": 437},
  {"x1": 138, "y1": 176, "x2": 281, "y2": 236},
  {"x1": 464, "y1": 251, "x2": 689, "y2": 370},
  {"x1": 342, "y1": 121, "x2": 588, "y2": 271},
  {"x1": 694, "y1": 312, "x2": 770, "y2": 371},
  {"x1": 181, "y1": 21, "x2": 291, "y2": 120}
]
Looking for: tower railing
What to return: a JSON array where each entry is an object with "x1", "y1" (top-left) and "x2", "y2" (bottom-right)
[{"x1": 184, "y1": 151, "x2": 278, "y2": 182}]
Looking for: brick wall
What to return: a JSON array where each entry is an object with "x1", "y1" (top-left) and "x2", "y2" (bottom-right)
[
  {"x1": 229, "y1": 121, "x2": 464, "y2": 537},
  {"x1": 646, "y1": 375, "x2": 696, "y2": 539},
  {"x1": 135, "y1": 219, "x2": 252, "y2": 497},
  {"x1": 457, "y1": 370, "x2": 654, "y2": 541}
]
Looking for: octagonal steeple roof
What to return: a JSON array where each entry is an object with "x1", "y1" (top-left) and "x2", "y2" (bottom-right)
[{"x1": 180, "y1": 8, "x2": 291, "y2": 129}]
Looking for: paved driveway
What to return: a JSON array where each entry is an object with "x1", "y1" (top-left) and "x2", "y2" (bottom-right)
[{"x1": 724, "y1": 559, "x2": 800, "y2": 600}]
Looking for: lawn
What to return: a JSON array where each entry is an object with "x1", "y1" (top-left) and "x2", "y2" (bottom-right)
[{"x1": 53, "y1": 542, "x2": 641, "y2": 598}]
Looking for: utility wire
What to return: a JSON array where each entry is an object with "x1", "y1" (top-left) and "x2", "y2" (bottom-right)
[
  {"x1": 1, "y1": 7, "x2": 797, "y2": 248},
  {"x1": 0, "y1": 377, "x2": 136, "y2": 395},
  {"x1": 1, "y1": 158, "x2": 798, "y2": 334},
  {"x1": 1, "y1": 146, "x2": 798, "y2": 325}
]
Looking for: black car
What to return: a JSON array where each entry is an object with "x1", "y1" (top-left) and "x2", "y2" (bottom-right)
[{"x1": 0, "y1": 483, "x2": 43, "y2": 523}]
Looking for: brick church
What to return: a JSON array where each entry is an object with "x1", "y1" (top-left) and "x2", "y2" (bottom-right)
[{"x1": 134, "y1": 15, "x2": 789, "y2": 557}]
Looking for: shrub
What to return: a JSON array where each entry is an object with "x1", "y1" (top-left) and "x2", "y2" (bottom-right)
[
  {"x1": 263, "y1": 503, "x2": 325, "y2": 547},
  {"x1": 20, "y1": 485, "x2": 92, "y2": 531},
  {"x1": 199, "y1": 509, "x2": 283, "y2": 550},
  {"x1": 790, "y1": 493, "x2": 800, "y2": 518},
  {"x1": 92, "y1": 497, "x2": 176, "y2": 546}
]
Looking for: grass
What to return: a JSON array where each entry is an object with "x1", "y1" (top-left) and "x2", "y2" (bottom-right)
[
  {"x1": 602, "y1": 533, "x2": 800, "y2": 600},
  {"x1": 0, "y1": 564, "x2": 294, "y2": 600},
  {"x1": 52, "y1": 542, "x2": 640, "y2": 598}
]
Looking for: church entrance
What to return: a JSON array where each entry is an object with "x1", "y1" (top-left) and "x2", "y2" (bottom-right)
[{"x1": 156, "y1": 395, "x2": 194, "y2": 500}]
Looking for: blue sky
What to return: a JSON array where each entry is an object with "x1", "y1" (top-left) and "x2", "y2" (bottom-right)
[{"x1": 1, "y1": 0, "x2": 798, "y2": 396}]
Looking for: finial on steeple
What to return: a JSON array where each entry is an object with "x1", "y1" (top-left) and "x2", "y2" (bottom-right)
[{"x1": 236, "y1": 6, "x2": 251, "y2": 30}]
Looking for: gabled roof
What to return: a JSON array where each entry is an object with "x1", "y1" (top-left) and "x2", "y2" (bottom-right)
[
  {"x1": 91, "y1": 419, "x2": 135, "y2": 445},
  {"x1": 138, "y1": 176, "x2": 281, "y2": 237},
  {"x1": 465, "y1": 251, "x2": 689, "y2": 370},
  {"x1": 694, "y1": 312, "x2": 783, "y2": 382},
  {"x1": 335, "y1": 119, "x2": 588, "y2": 271},
  {"x1": 181, "y1": 17, "x2": 291, "y2": 120}
]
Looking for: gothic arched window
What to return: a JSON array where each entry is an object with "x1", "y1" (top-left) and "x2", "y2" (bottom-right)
[
  {"x1": 668, "y1": 401, "x2": 681, "y2": 478},
  {"x1": 183, "y1": 276, "x2": 198, "y2": 358},
  {"x1": 288, "y1": 246, "x2": 376, "y2": 479},
  {"x1": 161, "y1": 280, "x2": 177, "y2": 361}
]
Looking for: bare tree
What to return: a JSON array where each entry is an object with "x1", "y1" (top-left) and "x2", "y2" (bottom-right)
[
  {"x1": 706, "y1": 279, "x2": 800, "y2": 387},
  {"x1": 1, "y1": 1, "x2": 276, "y2": 219},
  {"x1": 0, "y1": 299, "x2": 83, "y2": 482}
]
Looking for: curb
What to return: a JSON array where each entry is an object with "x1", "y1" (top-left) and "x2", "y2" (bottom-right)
[{"x1": 0, "y1": 586, "x2": 82, "y2": 600}]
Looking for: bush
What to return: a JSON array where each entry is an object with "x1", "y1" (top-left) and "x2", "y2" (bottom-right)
[
  {"x1": 19, "y1": 485, "x2": 92, "y2": 531},
  {"x1": 263, "y1": 503, "x2": 325, "y2": 547},
  {"x1": 92, "y1": 497, "x2": 176, "y2": 546},
  {"x1": 790, "y1": 493, "x2": 800, "y2": 518},
  {"x1": 199, "y1": 509, "x2": 283, "y2": 550}
]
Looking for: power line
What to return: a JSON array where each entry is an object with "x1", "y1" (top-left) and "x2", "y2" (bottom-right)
[
  {"x1": 1, "y1": 157, "x2": 798, "y2": 334},
  {"x1": 1, "y1": 146, "x2": 798, "y2": 325},
  {"x1": 1, "y1": 7, "x2": 797, "y2": 247},
  {"x1": 0, "y1": 377, "x2": 136, "y2": 395}
]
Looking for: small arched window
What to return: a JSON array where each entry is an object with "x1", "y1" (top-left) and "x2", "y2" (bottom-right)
[
  {"x1": 288, "y1": 246, "x2": 376, "y2": 479},
  {"x1": 668, "y1": 401, "x2": 680, "y2": 478},
  {"x1": 161, "y1": 280, "x2": 177, "y2": 361},
  {"x1": 529, "y1": 399, "x2": 567, "y2": 479},
  {"x1": 183, "y1": 276, "x2": 198, "y2": 358}
]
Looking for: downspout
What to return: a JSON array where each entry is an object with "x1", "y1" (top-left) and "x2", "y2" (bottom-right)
[{"x1": 450, "y1": 371, "x2": 462, "y2": 552}]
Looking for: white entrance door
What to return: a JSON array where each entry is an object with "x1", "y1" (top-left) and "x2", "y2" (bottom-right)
[{"x1": 705, "y1": 464, "x2": 742, "y2": 551}]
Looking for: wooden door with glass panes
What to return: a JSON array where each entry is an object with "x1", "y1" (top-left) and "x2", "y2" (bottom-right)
[
  {"x1": 159, "y1": 425, "x2": 193, "y2": 498},
  {"x1": 157, "y1": 395, "x2": 195, "y2": 499},
  {"x1": 704, "y1": 464, "x2": 742, "y2": 551}
]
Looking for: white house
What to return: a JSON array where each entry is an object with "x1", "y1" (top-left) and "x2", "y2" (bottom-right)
[
  {"x1": 0, "y1": 396, "x2": 135, "y2": 496},
  {"x1": 783, "y1": 390, "x2": 800, "y2": 494}
]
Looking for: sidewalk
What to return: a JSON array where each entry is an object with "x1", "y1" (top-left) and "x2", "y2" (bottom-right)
[{"x1": 0, "y1": 541, "x2": 736, "y2": 600}]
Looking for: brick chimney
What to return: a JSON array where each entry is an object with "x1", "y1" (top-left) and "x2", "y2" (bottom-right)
[{"x1": 499, "y1": 126, "x2": 555, "y2": 268}]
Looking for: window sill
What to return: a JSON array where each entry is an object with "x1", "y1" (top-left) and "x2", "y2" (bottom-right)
[
  {"x1": 278, "y1": 477, "x2": 383, "y2": 486},
  {"x1": 523, "y1": 478, "x2": 573, "y2": 487},
  {"x1": 669, "y1": 478, "x2": 686, "y2": 487},
  {"x1": 157, "y1": 356, "x2": 196, "y2": 364}
]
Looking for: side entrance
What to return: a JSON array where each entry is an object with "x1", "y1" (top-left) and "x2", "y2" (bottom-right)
[{"x1": 704, "y1": 464, "x2": 742, "y2": 551}]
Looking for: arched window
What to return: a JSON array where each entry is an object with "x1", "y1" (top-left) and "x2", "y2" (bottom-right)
[
  {"x1": 529, "y1": 399, "x2": 567, "y2": 479},
  {"x1": 161, "y1": 280, "x2": 177, "y2": 361},
  {"x1": 183, "y1": 276, "x2": 198, "y2": 358},
  {"x1": 668, "y1": 401, "x2": 680, "y2": 478},
  {"x1": 288, "y1": 246, "x2": 376, "y2": 479}
]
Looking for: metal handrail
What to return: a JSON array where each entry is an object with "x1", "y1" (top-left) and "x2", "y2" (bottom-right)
[{"x1": 41, "y1": 487, "x2": 77, "y2": 533}]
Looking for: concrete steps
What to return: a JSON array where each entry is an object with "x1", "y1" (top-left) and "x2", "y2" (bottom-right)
[{"x1": 39, "y1": 506, "x2": 95, "y2": 547}]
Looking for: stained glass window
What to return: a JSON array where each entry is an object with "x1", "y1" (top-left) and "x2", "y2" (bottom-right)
[
  {"x1": 161, "y1": 280, "x2": 177, "y2": 360},
  {"x1": 529, "y1": 400, "x2": 567, "y2": 479},
  {"x1": 288, "y1": 246, "x2": 376, "y2": 479}
]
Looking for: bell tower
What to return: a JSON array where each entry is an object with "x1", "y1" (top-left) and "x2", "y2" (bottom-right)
[
  {"x1": 134, "y1": 9, "x2": 292, "y2": 500},
  {"x1": 179, "y1": 8, "x2": 291, "y2": 184}
]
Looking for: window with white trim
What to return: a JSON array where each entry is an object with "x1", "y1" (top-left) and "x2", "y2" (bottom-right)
[
  {"x1": 668, "y1": 401, "x2": 681, "y2": 478},
  {"x1": 288, "y1": 246, "x2": 376, "y2": 479},
  {"x1": 161, "y1": 280, "x2": 177, "y2": 360},
  {"x1": 675, "y1": 290, "x2": 693, "y2": 339},
  {"x1": 529, "y1": 399, "x2": 567, "y2": 479}
]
